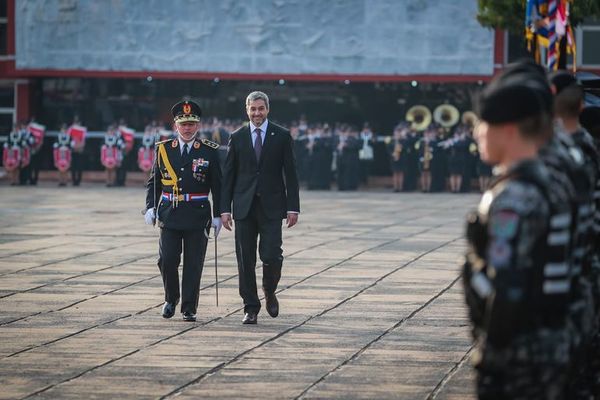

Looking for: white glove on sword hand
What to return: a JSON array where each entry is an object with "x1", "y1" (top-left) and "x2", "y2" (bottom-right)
[
  {"x1": 144, "y1": 208, "x2": 155, "y2": 225},
  {"x1": 212, "y1": 217, "x2": 222, "y2": 238}
]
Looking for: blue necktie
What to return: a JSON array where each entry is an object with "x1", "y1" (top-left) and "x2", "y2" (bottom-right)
[{"x1": 254, "y1": 129, "x2": 262, "y2": 161}]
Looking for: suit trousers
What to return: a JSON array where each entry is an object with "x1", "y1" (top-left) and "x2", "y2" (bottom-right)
[
  {"x1": 235, "y1": 196, "x2": 283, "y2": 313},
  {"x1": 158, "y1": 226, "x2": 208, "y2": 314}
]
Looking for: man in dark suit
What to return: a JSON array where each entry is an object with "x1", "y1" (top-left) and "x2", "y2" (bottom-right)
[
  {"x1": 144, "y1": 100, "x2": 222, "y2": 322},
  {"x1": 221, "y1": 91, "x2": 300, "y2": 325}
]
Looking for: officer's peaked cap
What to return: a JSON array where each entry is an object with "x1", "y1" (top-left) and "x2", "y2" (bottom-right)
[{"x1": 172, "y1": 100, "x2": 201, "y2": 123}]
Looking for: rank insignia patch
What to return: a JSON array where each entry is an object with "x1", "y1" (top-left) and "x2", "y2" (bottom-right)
[
  {"x1": 490, "y1": 210, "x2": 519, "y2": 239},
  {"x1": 488, "y1": 239, "x2": 511, "y2": 268}
]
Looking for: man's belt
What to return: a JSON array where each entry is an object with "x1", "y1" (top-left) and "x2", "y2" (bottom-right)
[{"x1": 162, "y1": 192, "x2": 208, "y2": 202}]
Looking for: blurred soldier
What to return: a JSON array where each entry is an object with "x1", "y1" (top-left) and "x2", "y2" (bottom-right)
[
  {"x1": 221, "y1": 91, "x2": 300, "y2": 325},
  {"x1": 462, "y1": 63, "x2": 571, "y2": 399},
  {"x1": 550, "y1": 71, "x2": 600, "y2": 397},
  {"x1": 144, "y1": 100, "x2": 222, "y2": 322}
]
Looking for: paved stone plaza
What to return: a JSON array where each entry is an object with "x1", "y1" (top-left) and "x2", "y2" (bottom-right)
[{"x1": 0, "y1": 185, "x2": 480, "y2": 399}]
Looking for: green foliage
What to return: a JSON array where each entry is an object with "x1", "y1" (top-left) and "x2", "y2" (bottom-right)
[{"x1": 477, "y1": 0, "x2": 600, "y2": 34}]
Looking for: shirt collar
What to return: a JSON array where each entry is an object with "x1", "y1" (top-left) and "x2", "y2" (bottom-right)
[
  {"x1": 177, "y1": 135, "x2": 194, "y2": 150},
  {"x1": 250, "y1": 119, "x2": 268, "y2": 135}
]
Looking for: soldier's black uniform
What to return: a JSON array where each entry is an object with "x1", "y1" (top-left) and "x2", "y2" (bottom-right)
[
  {"x1": 145, "y1": 101, "x2": 221, "y2": 319},
  {"x1": 463, "y1": 61, "x2": 572, "y2": 399},
  {"x1": 463, "y1": 159, "x2": 571, "y2": 400}
]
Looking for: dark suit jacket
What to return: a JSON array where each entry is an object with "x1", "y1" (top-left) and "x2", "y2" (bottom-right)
[
  {"x1": 146, "y1": 137, "x2": 221, "y2": 230},
  {"x1": 221, "y1": 121, "x2": 300, "y2": 220}
]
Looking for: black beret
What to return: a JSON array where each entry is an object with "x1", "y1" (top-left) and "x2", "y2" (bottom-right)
[
  {"x1": 477, "y1": 66, "x2": 553, "y2": 124},
  {"x1": 171, "y1": 100, "x2": 201, "y2": 123},
  {"x1": 549, "y1": 70, "x2": 580, "y2": 95}
]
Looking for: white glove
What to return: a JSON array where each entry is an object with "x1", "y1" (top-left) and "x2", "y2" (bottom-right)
[
  {"x1": 144, "y1": 208, "x2": 155, "y2": 225},
  {"x1": 212, "y1": 217, "x2": 222, "y2": 238}
]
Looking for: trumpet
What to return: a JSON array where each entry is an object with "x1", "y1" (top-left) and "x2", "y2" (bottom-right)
[{"x1": 406, "y1": 105, "x2": 432, "y2": 132}]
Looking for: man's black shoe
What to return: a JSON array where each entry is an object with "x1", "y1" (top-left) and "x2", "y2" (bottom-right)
[
  {"x1": 264, "y1": 291, "x2": 279, "y2": 318},
  {"x1": 162, "y1": 302, "x2": 176, "y2": 319},
  {"x1": 242, "y1": 312, "x2": 258, "y2": 324},
  {"x1": 182, "y1": 311, "x2": 196, "y2": 322}
]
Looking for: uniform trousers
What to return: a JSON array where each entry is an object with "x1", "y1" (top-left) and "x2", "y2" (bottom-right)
[
  {"x1": 235, "y1": 196, "x2": 283, "y2": 314},
  {"x1": 158, "y1": 226, "x2": 208, "y2": 314}
]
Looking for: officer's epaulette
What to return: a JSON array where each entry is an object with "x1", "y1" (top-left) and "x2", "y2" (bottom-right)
[
  {"x1": 201, "y1": 138, "x2": 220, "y2": 149},
  {"x1": 155, "y1": 138, "x2": 174, "y2": 146}
]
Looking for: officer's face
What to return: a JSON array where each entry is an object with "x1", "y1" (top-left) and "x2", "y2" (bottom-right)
[
  {"x1": 176, "y1": 121, "x2": 199, "y2": 142},
  {"x1": 246, "y1": 99, "x2": 269, "y2": 127},
  {"x1": 475, "y1": 121, "x2": 504, "y2": 165}
]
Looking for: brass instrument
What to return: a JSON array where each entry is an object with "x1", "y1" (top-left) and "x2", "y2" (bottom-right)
[
  {"x1": 433, "y1": 104, "x2": 460, "y2": 128},
  {"x1": 462, "y1": 111, "x2": 479, "y2": 128},
  {"x1": 406, "y1": 105, "x2": 432, "y2": 132},
  {"x1": 423, "y1": 140, "x2": 433, "y2": 170}
]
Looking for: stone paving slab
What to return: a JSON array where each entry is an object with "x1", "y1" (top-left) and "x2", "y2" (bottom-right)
[{"x1": 0, "y1": 185, "x2": 480, "y2": 399}]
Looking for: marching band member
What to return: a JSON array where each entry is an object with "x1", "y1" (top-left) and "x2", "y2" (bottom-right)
[
  {"x1": 17, "y1": 122, "x2": 36, "y2": 185},
  {"x1": 138, "y1": 123, "x2": 158, "y2": 173},
  {"x1": 3, "y1": 124, "x2": 24, "y2": 186},
  {"x1": 359, "y1": 122, "x2": 375, "y2": 186},
  {"x1": 68, "y1": 117, "x2": 86, "y2": 186},
  {"x1": 27, "y1": 120, "x2": 45, "y2": 185},
  {"x1": 115, "y1": 121, "x2": 134, "y2": 187},
  {"x1": 53, "y1": 124, "x2": 74, "y2": 186},
  {"x1": 101, "y1": 125, "x2": 125, "y2": 187},
  {"x1": 387, "y1": 124, "x2": 407, "y2": 192}
]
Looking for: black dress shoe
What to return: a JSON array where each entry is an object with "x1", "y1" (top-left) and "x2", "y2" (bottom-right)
[
  {"x1": 264, "y1": 291, "x2": 279, "y2": 318},
  {"x1": 162, "y1": 302, "x2": 176, "y2": 319},
  {"x1": 242, "y1": 312, "x2": 258, "y2": 325},
  {"x1": 182, "y1": 311, "x2": 196, "y2": 322}
]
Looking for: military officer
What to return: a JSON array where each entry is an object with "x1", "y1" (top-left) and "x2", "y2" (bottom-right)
[
  {"x1": 462, "y1": 62, "x2": 571, "y2": 399},
  {"x1": 144, "y1": 100, "x2": 222, "y2": 322}
]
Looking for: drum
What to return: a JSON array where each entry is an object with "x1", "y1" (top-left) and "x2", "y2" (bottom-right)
[
  {"x1": 53, "y1": 146, "x2": 72, "y2": 172},
  {"x1": 137, "y1": 146, "x2": 155, "y2": 172},
  {"x1": 101, "y1": 145, "x2": 120, "y2": 169},
  {"x1": 2, "y1": 146, "x2": 20, "y2": 171}
]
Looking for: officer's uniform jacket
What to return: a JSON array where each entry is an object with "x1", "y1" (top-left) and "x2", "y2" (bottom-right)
[
  {"x1": 146, "y1": 137, "x2": 221, "y2": 231},
  {"x1": 463, "y1": 159, "x2": 571, "y2": 367}
]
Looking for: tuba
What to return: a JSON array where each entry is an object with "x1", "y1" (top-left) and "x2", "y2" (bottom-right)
[
  {"x1": 462, "y1": 111, "x2": 479, "y2": 128},
  {"x1": 406, "y1": 105, "x2": 432, "y2": 132},
  {"x1": 433, "y1": 104, "x2": 460, "y2": 129}
]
